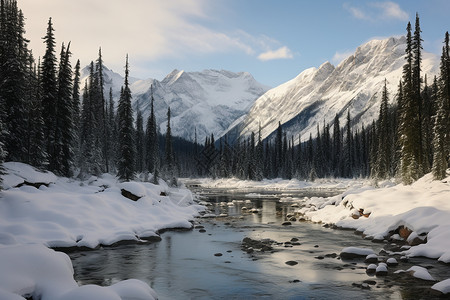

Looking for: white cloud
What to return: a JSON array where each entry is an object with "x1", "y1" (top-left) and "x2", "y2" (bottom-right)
[
  {"x1": 344, "y1": 1, "x2": 409, "y2": 22},
  {"x1": 371, "y1": 1, "x2": 409, "y2": 21},
  {"x1": 18, "y1": 0, "x2": 283, "y2": 78},
  {"x1": 344, "y1": 3, "x2": 367, "y2": 20},
  {"x1": 258, "y1": 46, "x2": 294, "y2": 61},
  {"x1": 332, "y1": 50, "x2": 354, "y2": 65}
]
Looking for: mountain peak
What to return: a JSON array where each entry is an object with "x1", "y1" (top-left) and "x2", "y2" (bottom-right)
[{"x1": 233, "y1": 35, "x2": 438, "y2": 145}]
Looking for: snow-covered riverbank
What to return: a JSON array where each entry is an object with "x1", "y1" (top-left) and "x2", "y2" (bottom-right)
[
  {"x1": 197, "y1": 173, "x2": 450, "y2": 294},
  {"x1": 0, "y1": 162, "x2": 205, "y2": 300}
]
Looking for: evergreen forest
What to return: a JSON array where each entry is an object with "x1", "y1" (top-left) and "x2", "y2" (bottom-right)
[{"x1": 0, "y1": 1, "x2": 449, "y2": 187}]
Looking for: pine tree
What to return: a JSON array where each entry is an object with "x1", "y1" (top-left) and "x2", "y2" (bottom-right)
[
  {"x1": 373, "y1": 79, "x2": 390, "y2": 179},
  {"x1": 96, "y1": 48, "x2": 108, "y2": 172},
  {"x1": 432, "y1": 88, "x2": 448, "y2": 180},
  {"x1": 26, "y1": 59, "x2": 46, "y2": 167},
  {"x1": 332, "y1": 114, "x2": 341, "y2": 177},
  {"x1": 164, "y1": 106, "x2": 177, "y2": 186},
  {"x1": 399, "y1": 21, "x2": 421, "y2": 184},
  {"x1": 135, "y1": 108, "x2": 145, "y2": 173},
  {"x1": 41, "y1": 17, "x2": 58, "y2": 169},
  {"x1": 145, "y1": 89, "x2": 159, "y2": 183},
  {"x1": 275, "y1": 122, "x2": 283, "y2": 177},
  {"x1": 421, "y1": 75, "x2": 433, "y2": 171},
  {"x1": 117, "y1": 55, "x2": 135, "y2": 181},
  {"x1": 0, "y1": 2, "x2": 29, "y2": 162},
  {"x1": 53, "y1": 42, "x2": 74, "y2": 176},
  {"x1": 343, "y1": 111, "x2": 352, "y2": 177},
  {"x1": 107, "y1": 87, "x2": 117, "y2": 172},
  {"x1": 412, "y1": 13, "x2": 424, "y2": 173},
  {"x1": 72, "y1": 59, "x2": 81, "y2": 163}
]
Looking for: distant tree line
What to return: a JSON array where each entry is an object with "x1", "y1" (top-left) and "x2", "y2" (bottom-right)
[{"x1": 200, "y1": 14, "x2": 449, "y2": 184}]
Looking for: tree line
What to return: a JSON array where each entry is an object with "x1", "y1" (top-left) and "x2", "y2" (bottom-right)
[
  {"x1": 203, "y1": 14, "x2": 449, "y2": 184},
  {"x1": 0, "y1": 2, "x2": 448, "y2": 187},
  {"x1": 0, "y1": 0, "x2": 178, "y2": 185}
]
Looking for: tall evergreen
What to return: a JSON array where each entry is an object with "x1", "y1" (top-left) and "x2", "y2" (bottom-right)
[
  {"x1": 96, "y1": 48, "x2": 108, "y2": 172},
  {"x1": 332, "y1": 114, "x2": 341, "y2": 177},
  {"x1": 26, "y1": 59, "x2": 46, "y2": 167},
  {"x1": 0, "y1": 1, "x2": 29, "y2": 162},
  {"x1": 343, "y1": 111, "x2": 352, "y2": 177},
  {"x1": 117, "y1": 55, "x2": 135, "y2": 181},
  {"x1": 145, "y1": 89, "x2": 159, "y2": 183},
  {"x1": 373, "y1": 79, "x2": 390, "y2": 179},
  {"x1": 72, "y1": 59, "x2": 81, "y2": 162},
  {"x1": 164, "y1": 106, "x2": 177, "y2": 186},
  {"x1": 412, "y1": 13, "x2": 424, "y2": 172},
  {"x1": 135, "y1": 108, "x2": 145, "y2": 173},
  {"x1": 399, "y1": 21, "x2": 421, "y2": 184},
  {"x1": 107, "y1": 87, "x2": 117, "y2": 172},
  {"x1": 41, "y1": 17, "x2": 58, "y2": 169},
  {"x1": 53, "y1": 42, "x2": 74, "y2": 176},
  {"x1": 432, "y1": 85, "x2": 448, "y2": 180}
]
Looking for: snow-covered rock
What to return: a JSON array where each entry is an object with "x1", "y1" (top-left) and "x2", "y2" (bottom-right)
[
  {"x1": 395, "y1": 266, "x2": 435, "y2": 281},
  {"x1": 229, "y1": 36, "x2": 438, "y2": 144},
  {"x1": 432, "y1": 279, "x2": 450, "y2": 295},
  {"x1": 340, "y1": 247, "x2": 376, "y2": 259}
]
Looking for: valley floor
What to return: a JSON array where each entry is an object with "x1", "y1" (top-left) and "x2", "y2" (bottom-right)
[{"x1": 1, "y1": 163, "x2": 450, "y2": 299}]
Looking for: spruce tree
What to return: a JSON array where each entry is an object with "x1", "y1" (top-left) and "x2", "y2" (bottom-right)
[
  {"x1": 373, "y1": 79, "x2": 390, "y2": 179},
  {"x1": 54, "y1": 42, "x2": 74, "y2": 176},
  {"x1": 107, "y1": 87, "x2": 117, "y2": 172},
  {"x1": 145, "y1": 89, "x2": 159, "y2": 184},
  {"x1": 399, "y1": 21, "x2": 421, "y2": 184},
  {"x1": 135, "y1": 108, "x2": 145, "y2": 173},
  {"x1": 26, "y1": 59, "x2": 46, "y2": 167},
  {"x1": 0, "y1": 1, "x2": 29, "y2": 162},
  {"x1": 164, "y1": 106, "x2": 177, "y2": 186},
  {"x1": 41, "y1": 17, "x2": 58, "y2": 169},
  {"x1": 332, "y1": 114, "x2": 341, "y2": 177},
  {"x1": 72, "y1": 59, "x2": 81, "y2": 163},
  {"x1": 117, "y1": 55, "x2": 135, "y2": 181},
  {"x1": 432, "y1": 89, "x2": 448, "y2": 180}
]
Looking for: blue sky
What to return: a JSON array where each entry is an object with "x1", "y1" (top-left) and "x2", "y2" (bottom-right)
[{"x1": 21, "y1": 0, "x2": 450, "y2": 87}]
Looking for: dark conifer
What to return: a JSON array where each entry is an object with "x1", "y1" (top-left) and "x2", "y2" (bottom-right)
[
  {"x1": 117, "y1": 55, "x2": 135, "y2": 181},
  {"x1": 145, "y1": 88, "x2": 159, "y2": 183},
  {"x1": 41, "y1": 17, "x2": 58, "y2": 168}
]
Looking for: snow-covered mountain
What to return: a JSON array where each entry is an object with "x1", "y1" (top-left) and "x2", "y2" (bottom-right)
[
  {"x1": 226, "y1": 36, "x2": 439, "y2": 144},
  {"x1": 81, "y1": 67, "x2": 269, "y2": 142}
]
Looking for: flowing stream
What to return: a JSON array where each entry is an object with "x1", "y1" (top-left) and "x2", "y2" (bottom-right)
[{"x1": 68, "y1": 184, "x2": 449, "y2": 299}]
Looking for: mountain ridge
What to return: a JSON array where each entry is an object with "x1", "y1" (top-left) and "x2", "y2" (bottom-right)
[
  {"x1": 80, "y1": 67, "x2": 270, "y2": 142},
  {"x1": 226, "y1": 36, "x2": 439, "y2": 144}
]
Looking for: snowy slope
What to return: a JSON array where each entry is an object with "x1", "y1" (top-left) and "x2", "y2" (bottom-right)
[
  {"x1": 231, "y1": 36, "x2": 439, "y2": 143},
  {"x1": 81, "y1": 67, "x2": 269, "y2": 142}
]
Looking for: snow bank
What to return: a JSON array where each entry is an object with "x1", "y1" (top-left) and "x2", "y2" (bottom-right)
[
  {"x1": 0, "y1": 163, "x2": 205, "y2": 299},
  {"x1": 0, "y1": 163, "x2": 204, "y2": 249},
  {"x1": 2, "y1": 162, "x2": 57, "y2": 189},
  {"x1": 195, "y1": 176, "x2": 365, "y2": 190},
  {"x1": 302, "y1": 172, "x2": 450, "y2": 263},
  {"x1": 0, "y1": 244, "x2": 157, "y2": 300}
]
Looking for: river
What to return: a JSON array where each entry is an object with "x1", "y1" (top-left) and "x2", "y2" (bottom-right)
[{"x1": 68, "y1": 185, "x2": 449, "y2": 299}]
